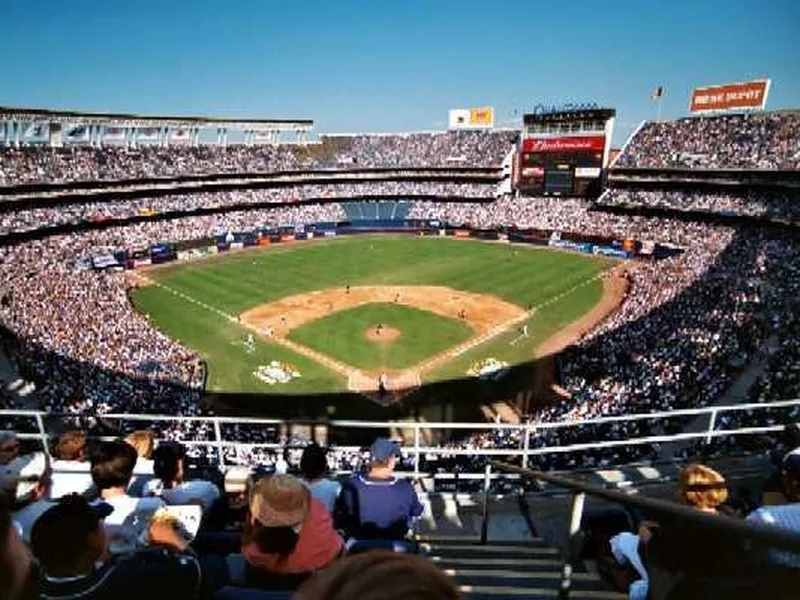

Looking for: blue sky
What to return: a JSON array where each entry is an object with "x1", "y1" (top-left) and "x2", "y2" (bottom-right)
[{"x1": 3, "y1": 0, "x2": 798, "y2": 143}]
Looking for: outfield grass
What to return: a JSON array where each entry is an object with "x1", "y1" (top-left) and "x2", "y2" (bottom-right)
[
  {"x1": 131, "y1": 235, "x2": 613, "y2": 394},
  {"x1": 288, "y1": 303, "x2": 474, "y2": 370}
]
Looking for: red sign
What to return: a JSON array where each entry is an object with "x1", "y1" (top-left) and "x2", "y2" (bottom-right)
[
  {"x1": 689, "y1": 80, "x2": 770, "y2": 113},
  {"x1": 522, "y1": 136, "x2": 605, "y2": 153}
]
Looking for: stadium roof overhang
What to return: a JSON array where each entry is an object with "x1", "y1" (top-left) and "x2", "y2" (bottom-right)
[{"x1": 0, "y1": 106, "x2": 314, "y2": 132}]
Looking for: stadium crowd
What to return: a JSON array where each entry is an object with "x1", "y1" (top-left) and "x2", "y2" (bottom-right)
[
  {"x1": 0, "y1": 182, "x2": 495, "y2": 235},
  {"x1": 597, "y1": 188, "x2": 800, "y2": 221},
  {"x1": 0, "y1": 111, "x2": 797, "y2": 478},
  {"x1": 614, "y1": 112, "x2": 800, "y2": 170},
  {"x1": 0, "y1": 130, "x2": 515, "y2": 186},
  {"x1": 0, "y1": 191, "x2": 797, "y2": 474}
]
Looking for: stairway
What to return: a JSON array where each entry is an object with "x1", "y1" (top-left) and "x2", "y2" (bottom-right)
[{"x1": 419, "y1": 539, "x2": 623, "y2": 599}]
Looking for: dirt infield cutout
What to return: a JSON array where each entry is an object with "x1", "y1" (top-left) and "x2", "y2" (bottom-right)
[
  {"x1": 240, "y1": 286, "x2": 526, "y2": 339},
  {"x1": 239, "y1": 285, "x2": 526, "y2": 400}
]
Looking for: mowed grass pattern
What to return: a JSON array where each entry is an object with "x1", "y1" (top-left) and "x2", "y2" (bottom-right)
[
  {"x1": 289, "y1": 303, "x2": 474, "y2": 370},
  {"x1": 131, "y1": 236, "x2": 613, "y2": 393}
]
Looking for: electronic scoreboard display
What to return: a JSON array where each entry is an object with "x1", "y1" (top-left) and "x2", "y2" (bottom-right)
[{"x1": 517, "y1": 107, "x2": 615, "y2": 198}]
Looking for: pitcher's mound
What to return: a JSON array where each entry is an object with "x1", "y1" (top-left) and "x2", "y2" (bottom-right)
[{"x1": 365, "y1": 326, "x2": 401, "y2": 343}]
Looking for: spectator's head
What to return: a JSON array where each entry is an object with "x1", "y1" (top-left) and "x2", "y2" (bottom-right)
[
  {"x1": 369, "y1": 438, "x2": 401, "y2": 475},
  {"x1": 781, "y1": 451, "x2": 800, "y2": 502},
  {"x1": 296, "y1": 551, "x2": 461, "y2": 600},
  {"x1": 248, "y1": 474, "x2": 310, "y2": 557},
  {"x1": 0, "y1": 453, "x2": 51, "y2": 507},
  {"x1": 677, "y1": 463, "x2": 728, "y2": 511},
  {"x1": 53, "y1": 431, "x2": 87, "y2": 462},
  {"x1": 30, "y1": 495, "x2": 110, "y2": 578},
  {"x1": 125, "y1": 430, "x2": 155, "y2": 459},
  {"x1": 90, "y1": 440, "x2": 138, "y2": 493},
  {"x1": 152, "y1": 442, "x2": 187, "y2": 488},
  {"x1": 0, "y1": 431, "x2": 19, "y2": 465},
  {"x1": 300, "y1": 444, "x2": 328, "y2": 482},
  {"x1": 1, "y1": 499, "x2": 34, "y2": 600}
]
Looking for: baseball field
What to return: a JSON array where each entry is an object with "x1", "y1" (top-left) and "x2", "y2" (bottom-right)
[{"x1": 130, "y1": 235, "x2": 622, "y2": 402}]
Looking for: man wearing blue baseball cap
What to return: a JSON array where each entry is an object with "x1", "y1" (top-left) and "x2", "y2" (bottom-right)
[{"x1": 334, "y1": 438, "x2": 423, "y2": 541}]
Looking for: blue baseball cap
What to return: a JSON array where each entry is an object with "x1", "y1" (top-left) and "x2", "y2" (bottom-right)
[{"x1": 370, "y1": 438, "x2": 402, "y2": 462}]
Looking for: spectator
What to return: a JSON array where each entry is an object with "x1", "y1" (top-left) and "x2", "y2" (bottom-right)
[
  {"x1": 0, "y1": 499, "x2": 35, "y2": 600},
  {"x1": 335, "y1": 438, "x2": 423, "y2": 540},
  {"x1": 0, "y1": 430, "x2": 19, "y2": 465},
  {"x1": 240, "y1": 474, "x2": 342, "y2": 579},
  {"x1": 762, "y1": 426, "x2": 800, "y2": 506},
  {"x1": 747, "y1": 451, "x2": 800, "y2": 567},
  {"x1": 50, "y1": 430, "x2": 93, "y2": 500},
  {"x1": 125, "y1": 430, "x2": 156, "y2": 497},
  {"x1": 90, "y1": 440, "x2": 164, "y2": 554},
  {"x1": 300, "y1": 444, "x2": 341, "y2": 514},
  {"x1": 609, "y1": 464, "x2": 732, "y2": 600},
  {"x1": 31, "y1": 494, "x2": 204, "y2": 600},
  {"x1": 1, "y1": 452, "x2": 53, "y2": 543},
  {"x1": 144, "y1": 441, "x2": 220, "y2": 513},
  {"x1": 296, "y1": 551, "x2": 461, "y2": 600}
]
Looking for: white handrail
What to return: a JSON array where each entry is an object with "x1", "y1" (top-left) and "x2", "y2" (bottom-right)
[{"x1": 2, "y1": 398, "x2": 796, "y2": 470}]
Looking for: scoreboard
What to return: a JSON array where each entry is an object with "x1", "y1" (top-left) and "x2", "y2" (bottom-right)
[{"x1": 516, "y1": 107, "x2": 615, "y2": 198}]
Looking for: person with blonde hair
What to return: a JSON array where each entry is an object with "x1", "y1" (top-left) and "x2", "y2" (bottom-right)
[
  {"x1": 125, "y1": 430, "x2": 155, "y2": 496},
  {"x1": 608, "y1": 463, "x2": 731, "y2": 600},
  {"x1": 677, "y1": 463, "x2": 728, "y2": 512},
  {"x1": 125, "y1": 430, "x2": 155, "y2": 460}
]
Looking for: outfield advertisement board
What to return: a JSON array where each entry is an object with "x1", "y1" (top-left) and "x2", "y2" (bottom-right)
[{"x1": 689, "y1": 79, "x2": 770, "y2": 113}]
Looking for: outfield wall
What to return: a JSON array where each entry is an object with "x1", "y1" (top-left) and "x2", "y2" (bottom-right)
[{"x1": 94, "y1": 221, "x2": 639, "y2": 271}]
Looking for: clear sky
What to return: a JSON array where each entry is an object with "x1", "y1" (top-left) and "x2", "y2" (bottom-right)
[{"x1": 3, "y1": 0, "x2": 798, "y2": 143}]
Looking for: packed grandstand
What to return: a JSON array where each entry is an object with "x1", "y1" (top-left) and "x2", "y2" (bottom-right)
[
  {"x1": 0, "y1": 112, "x2": 798, "y2": 457},
  {"x1": 1, "y1": 107, "x2": 799, "y2": 599}
]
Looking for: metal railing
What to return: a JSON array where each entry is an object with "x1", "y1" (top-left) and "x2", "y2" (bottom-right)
[
  {"x1": 489, "y1": 460, "x2": 800, "y2": 598},
  {"x1": 2, "y1": 398, "x2": 797, "y2": 469}
]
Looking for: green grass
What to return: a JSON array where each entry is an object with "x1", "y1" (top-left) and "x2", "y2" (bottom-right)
[
  {"x1": 131, "y1": 235, "x2": 614, "y2": 394},
  {"x1": 288, "y1": 303, "x2": 474, "y2": 370}
]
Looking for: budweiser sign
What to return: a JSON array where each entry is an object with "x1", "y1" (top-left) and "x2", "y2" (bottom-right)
[
  {"x1": 522, "y1": 136, "x2": 605, "y2": 153},
  {"x1": 689, "y1": 79, "x2": 770, "y2": 113}
]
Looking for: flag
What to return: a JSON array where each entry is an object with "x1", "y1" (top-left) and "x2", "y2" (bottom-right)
[{"x1": 650, "y1": 86, "x2": 664, "y2": 100}]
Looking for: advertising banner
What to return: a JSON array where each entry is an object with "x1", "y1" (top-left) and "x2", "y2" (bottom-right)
[
  {"x1": 24, "y1": 122, "x2": 48, "y2": 140},
  {"x1": 449, "y1": 109, "x2": 470, "y2": 129},
  {"x1": 104, "y1": 127, "x2": 127, "y2": 141},
  {"x1": 689, "y1": 79, "x2": 770, "y2": 113},
  {"x1": 468, "y1": 106, "x2": 494, "y2": 128},
  {"x1": 170, "y1": 128, "x2": 191, "y2": 141},
  {"x1": 64, "y1": 125, "x2": 89, "y2": 142},
  {"x1": 449, "y1": 106, "x2": 494, "y2": 129},
  {"x1": 574, "y1": 167, "x2": 602, "y2": 178},
  {"x1": 522, "y1": 135, "x2": 605, "y2": 153},
  {"x1": 136, "y1": 127, "x2": 160, "y2": 141}
]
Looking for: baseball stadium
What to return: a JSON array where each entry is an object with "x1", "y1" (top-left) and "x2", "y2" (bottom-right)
[{"x1": 1, "y1": 4, "x2": 799, "y2": 599}]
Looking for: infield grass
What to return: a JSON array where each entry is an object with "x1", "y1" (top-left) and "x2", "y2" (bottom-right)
[
  {"x1": 131, "y1": 235, "x2": 614, "y2": 394},
  {"x1": 288, "y1": 303, "x2": 474, "y2": 370}
]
